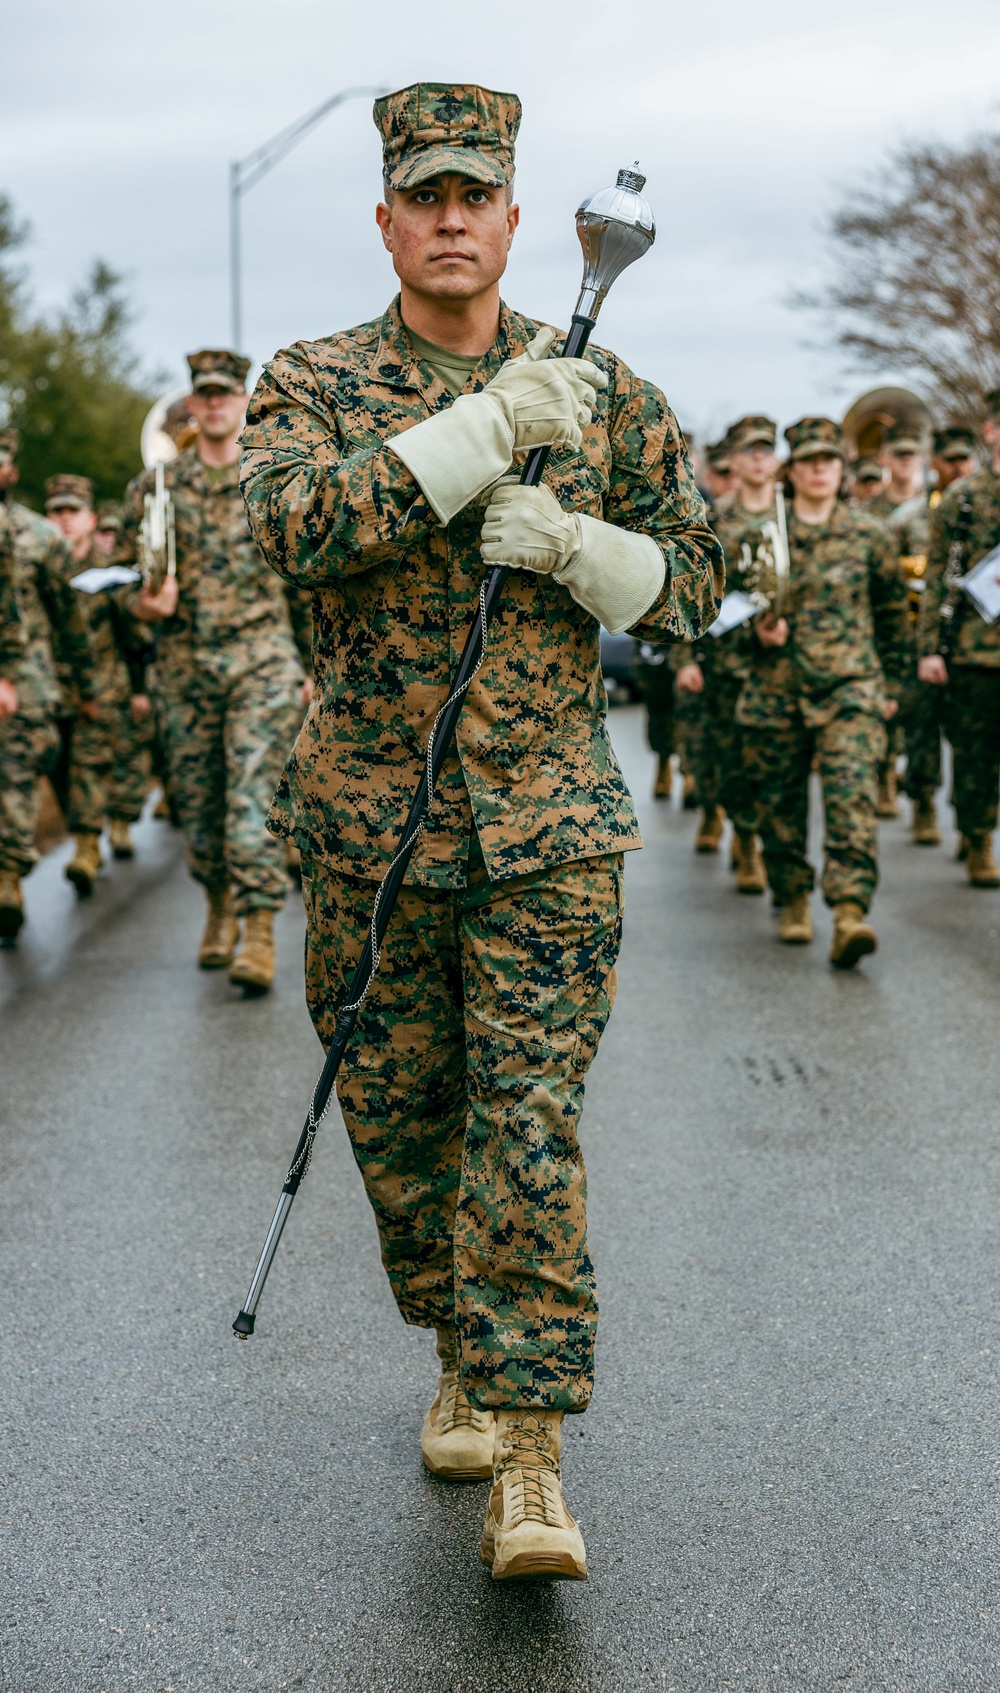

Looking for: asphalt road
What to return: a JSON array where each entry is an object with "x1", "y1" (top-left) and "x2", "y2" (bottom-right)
[{"x1": 2, "y1": 705, "x2": 998, "y2": 1693}]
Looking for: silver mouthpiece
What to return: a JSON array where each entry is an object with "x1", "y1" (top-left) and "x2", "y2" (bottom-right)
[{"x1": 574, "y1": 165, "x2": 655, "y2": 322}]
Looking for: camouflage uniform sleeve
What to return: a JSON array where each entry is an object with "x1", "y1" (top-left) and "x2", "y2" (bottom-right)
[
  {"x1": 868, "y1": 520, "x2": 914, "y2": 689},
  {"x1": 601, "y1": 368, "x2": 724, "y2": 644},
  {"x1": 35, "y1": 530, "x2": 98, "y2": 701},
  {"x1": 109, "y1": 589, "x2": 154, "y2": 693},
  {"x1": 240, "y1": 346, "x2": 439, "y2": 586},
  {"x1": 917, "y1": 494, "x2": 951, "y2": 659},
  {"x1": 0, "y1": 510, "x2": 26, "y2": 679},
  {"x1": 283, "y1": 583, "x2": 314, "y2": 673}
]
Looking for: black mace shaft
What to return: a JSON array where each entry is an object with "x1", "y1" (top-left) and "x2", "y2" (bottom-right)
[{"x1": 233, "y1": 313, "x2": 595, "y2": 1337}]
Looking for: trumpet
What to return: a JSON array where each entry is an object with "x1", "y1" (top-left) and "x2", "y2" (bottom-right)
[
  {"x1": 738, "y1": 487, "x2": 791, "y2": 617},
  {"x1": 137, "y1": 460, "x2": 176, "y2": 588}
]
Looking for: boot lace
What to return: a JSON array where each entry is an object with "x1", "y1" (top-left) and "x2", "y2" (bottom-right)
[
  {"x1": 436, "y1": 1367, "x2": 492, "y2": 1436},
  {"x1": 496, "y1": 1415, "x2": 565, "y2": 1527}
]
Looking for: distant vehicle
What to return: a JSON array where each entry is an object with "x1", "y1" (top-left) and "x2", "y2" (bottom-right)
[{"x1": 600, "y1": 630, "x2": 639, "y2": 703}]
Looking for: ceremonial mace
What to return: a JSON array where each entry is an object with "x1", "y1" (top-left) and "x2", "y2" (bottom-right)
[{"x1": 234, "y1": 166, "x2": 655, "y2": 1339}]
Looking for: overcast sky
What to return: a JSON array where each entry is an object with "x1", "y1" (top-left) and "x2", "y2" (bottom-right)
[{"x1": 6, "y1": 0, "x2": 1000, "y2": 443}]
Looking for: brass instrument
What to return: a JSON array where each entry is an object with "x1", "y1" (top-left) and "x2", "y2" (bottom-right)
[
  {"x1": 841, "y1": 385, "x2": 932, "y2": 460},
  {"x1": 738, "y1": 487, "x2": 791, "y2": 617},
  {"x1": 138, "y1": 388, "x2": 191, "y2": 588},
  {"x1": 137, "y1": 460, "x2": 176, "y2": 588}
]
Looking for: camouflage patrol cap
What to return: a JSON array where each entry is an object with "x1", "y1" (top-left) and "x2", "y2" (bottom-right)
[
  {"x1": 45, "y1": 472, "x2": 95, "y2": 511},
  {"x1": 983, "y1": 389, "x2": 1000, "y2": 418},
  {"x1": 728, "y1": 414, "x2": 777, "y2": 452},
  {"x1": 705, "y1": 438, "x2": 732, "y2": 471},
  {"x1": 186, "y1": 348, "x2": 251, "y2": 393},
  {"x1": 851, "y1": 455, "x2": 884, "y2": 484},
  {"x1": 883, "y1": 419, "x2": 926, "y2": 455},
  {"x1": 932, "y1": 425, "x2": 977, "y2": 460},
  {"x1": 374, "y1": 83, "x2": 521, "y2": 191},
  {"x1": 95, "y1": 499, "x2": 123, "y2": 531},
  {"x1": 785, "y1": 416, "x2": 846, "y2": 462},
  {"x1": 0, "y1": 427, "x2": 19, "y2": 461}
]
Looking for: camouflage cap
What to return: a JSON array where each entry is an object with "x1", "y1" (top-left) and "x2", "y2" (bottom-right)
[
  {"x1": 45, "y1": 472, "x2": 95, "y2": 511},
  {"x1": 705, "y1": 437, "x2": 733, "y2": 471},
  {"x1": 851, "y1": 455, "x2": 884, "y2": 483},
  {"x1": 95, "y1": 499, "x2": 123, "y2": 531},
  {"x1": 933, "y1": 425, "x2": 977, "y2": 460},
  {"x1": 728, "y1": 414, "x2": 777, "y2": 452},
  {"x1": 984, "y1": 389, "x2": 1000, "y2": 418},
  {"x1": 186, "y1": 348, "x2": 251, "y2": 393},
  {"x1": 374, "y1": 83, "x2": 521, "y2": 192},
  {"x1": 883, "y1": 419, "x2": 926, "y2": 454},
  {"x1": 784, "y1": 416, "x2": 846, "y2": 462},
  {"x1": 0, "y1": 426, "x2": 19, "y2": 460}
]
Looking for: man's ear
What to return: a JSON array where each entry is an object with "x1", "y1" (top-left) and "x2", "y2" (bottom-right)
[{"x1": 375, "y1": 201, "x2": 393, "y2": 251}]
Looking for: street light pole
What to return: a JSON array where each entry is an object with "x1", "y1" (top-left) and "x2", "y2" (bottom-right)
[{"x1": 228, "y1": 84, "x2": 388, "y2": 350}]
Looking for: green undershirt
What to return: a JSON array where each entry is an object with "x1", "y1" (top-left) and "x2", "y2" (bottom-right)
[{"x1": 406, "y1": 327, "x2": 482, "y2": 398}]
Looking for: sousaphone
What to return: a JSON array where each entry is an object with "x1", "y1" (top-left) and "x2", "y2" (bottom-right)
[{"x1": 841, "y1": 386, "x2": 932, "y2": 459}]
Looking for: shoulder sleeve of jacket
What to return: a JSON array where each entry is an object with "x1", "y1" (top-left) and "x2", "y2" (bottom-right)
[
  {"x1": 599, "y1": 361, "x2": 724, "y2": 643},
  {"x1": 239, "y1": 340, "x2": 439, "y2": 587}
]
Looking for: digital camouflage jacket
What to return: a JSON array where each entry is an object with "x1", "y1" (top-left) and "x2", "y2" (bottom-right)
[
  {"x1": 240, "y1": 297, "x2": 723, "y2": 886},
  {"x1": 671, "y1": 496, "x2": 776, "y2": 680},
  {"x1": 736, "y1": 503, "x2": 912, "y2": 729},
  {"x1": 918, "y1": 467, "x2": 1000, "y2": 669},
  {"x1": 117, "y1": 450, "x2": 312, "y2": 692},
  {"x1": 65, "y1": 539, "x2": 153, "y2": 708},
  {"x1": 0, "y1": 507, "x2": 26, "y2": 681},
  {"x1": 8, "y1": 500, "x2": 96, "y2": 716}
]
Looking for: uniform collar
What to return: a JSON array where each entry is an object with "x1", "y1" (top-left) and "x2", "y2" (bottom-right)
[
  {"x1": 368, "y1": 295, "x2": 537, "y2": 401},
  {"x1": 173, "y1": 445, "x2": 240, "y2": 490}
]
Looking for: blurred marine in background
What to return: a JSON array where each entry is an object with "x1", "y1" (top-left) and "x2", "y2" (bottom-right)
[{"x1": 121, "y1": 349, "x2": 312, "y2": 993}]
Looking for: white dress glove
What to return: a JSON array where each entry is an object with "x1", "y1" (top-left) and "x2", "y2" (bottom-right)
[
  {"x1": 387, "y1": 327, "x2": 607, "y2": 527},
  {"x1": 480, "y1": 482, "x2": 666, "y2": 635}
]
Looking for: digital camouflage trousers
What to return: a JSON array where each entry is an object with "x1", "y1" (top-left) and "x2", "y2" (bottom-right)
[
  {"x1": 943, "y1": 665, "x2": 1000, "y2": 840},
  {"x1": 301, "y1": 837, "x2": 623, "y2": 1413},
  {"x1": 743, "y1": 706, "x2": 886, "y2": 911},
  {"x1": 697, "y1": 667, "x2": 758, "y2": 835},
  {"x1": 0, "y1": 710, "x2": 60, "y2": 875},
  {"x1": 161, "y1": 657, "x2": 303, "y2": 914},
  {"x1": 48, "y1": 706, "x2": 148, "y2": 833}
]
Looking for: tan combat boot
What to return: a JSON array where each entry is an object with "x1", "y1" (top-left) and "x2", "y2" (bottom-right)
[
  {"x1": 480, "y1": 1410, "x2": 587, "y2": 1582},
  {"x1": 778, "y1": 893, "x2": 812, "y2": 944},
  {"x1": 875, "y1": 767, "x2": 899, "y2": 819},
  {"x1": 681, "y1": 772, "x2": 698, "y2": 811},
  {"x1": 420, "y1": 1329, "x2": 494, "y2": 1481},
  {"x1": 198, "y1": 887, "x2": 239, "y2": 969},
  {"x1": 694, "y1": 805, "x2": 724, "y2": 853},
  {"x1": 652, "y1": 756, "x2": 672, "y2": 800},
  {"x1": 967, "y1": 835, "x2": 1000, "y2": 888},
  {"x1": 956, "y1": 835, "x2": 970, "y2": 862},
  {"x1": 911, "y1": 794, "x2": 940, "y2": 847},
  {"x1": 734, "y1": 832, "x2": 766, "y2": 894},
  {"x1": 829, "y1": 901, "x2": 877, "y2": 969},
  {"x1": 108, "y1": 818, "x2": 135, "y2": 860},
  {"x1": 229, "y1": 907, "x2": 276, "y2": 992},
  {"x1": 0, "y1": 869, "x2": 24, "y2": 939},
  {"x1": 65, "y1": 832, "x2": 103, "y2": 897}
]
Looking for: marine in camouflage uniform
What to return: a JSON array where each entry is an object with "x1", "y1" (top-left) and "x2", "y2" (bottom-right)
[
  {"x1": 119, "y1": 348, "x2": 311, "y2": 991},
  {"x1": 667, "y1": 432, "x2": 736, "y2": 814},
  {"x1": 93, "y1": 500, "x2": 155, "y2": 856},
  {"x1": 737, "y1": 417, "x2": 912, "y2": 966},
  {"x1": 917, "y1": 398, "x2": 1000, "y2": 886},
  {"x1": 0, "y1": 506, "x2": 28, "y2": 929},
  {"x1": 863, "y1": 421, "x2": 928, "y2": 818},
  {"x1": 241, "y1": 82, "x2": 722, "y2": 1581},
  {"x1": 0, "y1": 433, "x2": 97, "y2": 939},
  {"x1": 673, "y1": 415, "x2": 778, "y2": 883},
  {"x1": 44, "y1": 475, "x2": 153, "y2": 893}
]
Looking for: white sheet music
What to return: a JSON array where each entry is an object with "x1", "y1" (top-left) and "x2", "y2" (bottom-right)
[
  {"x1": 70, "y1": 565, "x2": 141, "y2": 594},
  {"x1": 708, "y1": 590, "x2": 758, "y2": 638},
  {"x1": 961, "y1": 544, "x2": 1000, "y2": 625}
]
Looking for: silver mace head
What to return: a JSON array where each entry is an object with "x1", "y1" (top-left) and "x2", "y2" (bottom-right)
[{"x1": 574, "y1": 165, "x2": 655, "y2": 323}]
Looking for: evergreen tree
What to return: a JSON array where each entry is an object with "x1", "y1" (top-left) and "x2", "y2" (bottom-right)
[{"x1": 0, "y1": 194, "x2": 158, "y2": 508}]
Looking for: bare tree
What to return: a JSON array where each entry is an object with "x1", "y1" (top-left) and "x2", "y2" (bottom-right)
[{"x1": 801, "y1": 132, "x2": 1000, "y2": 421}]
